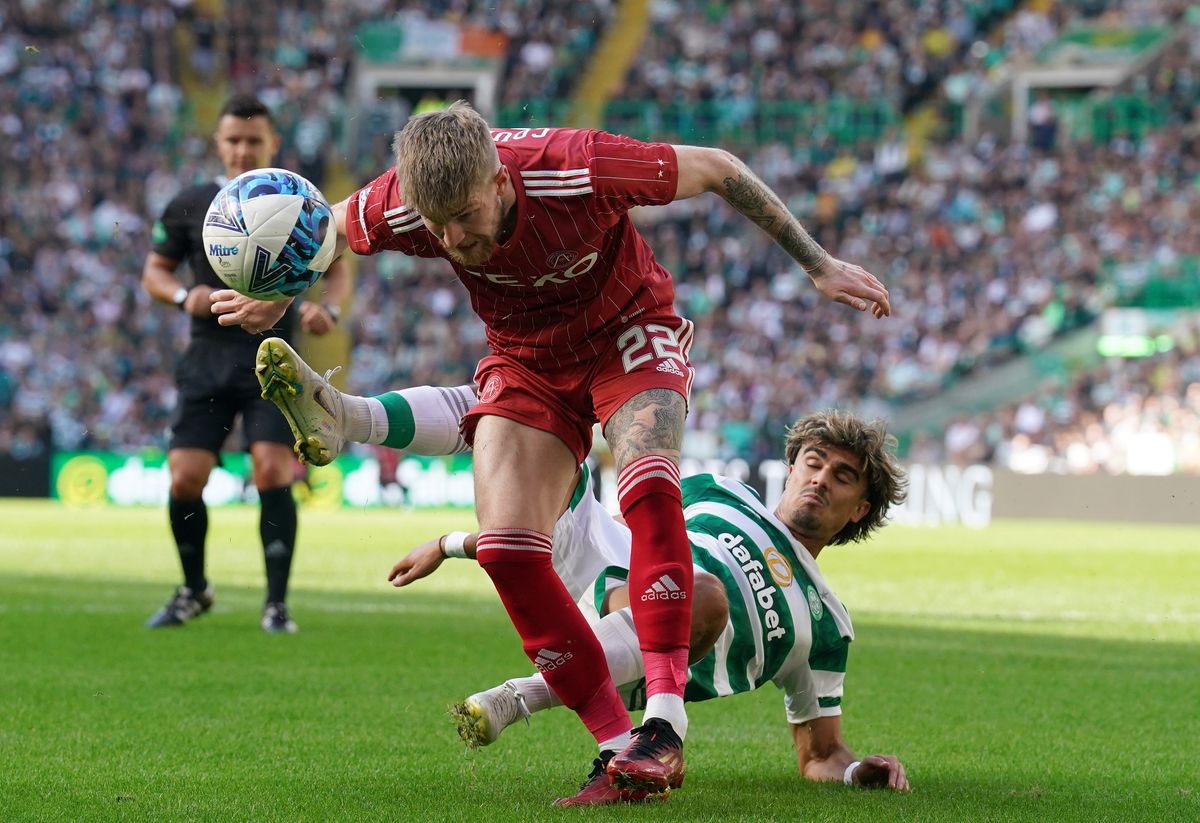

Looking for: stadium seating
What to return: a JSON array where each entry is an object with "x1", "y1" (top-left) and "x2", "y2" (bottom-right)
[
  {"x1": 0, "y1": 0, "x2": 604, "y2": 453},
  {"x1": 2, "y1": 0, "x2": 1198, "y2": 478},
  {"x1": 935, "y1": 338, "x2": 1200, "y2": 474}
]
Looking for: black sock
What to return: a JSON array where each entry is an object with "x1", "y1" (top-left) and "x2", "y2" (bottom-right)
[
  {"x1": 169, "y1": 495, "x2": 208, "y2": 593},
  {"x1": 259, "y1": 486, "x2": 297, "y2": 604}
]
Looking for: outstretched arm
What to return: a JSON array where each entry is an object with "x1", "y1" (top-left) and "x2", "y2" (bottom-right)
[
  {"x1": 388, "y1": 532, "x2": 478, "y2": 587},
  {"x1": 330, "y1": 197, "x2": 352, "y2": 260},
  {"x1": 672, "y1": 145, "x2": 890, "y2": 318},
  {"x1": 790, "y1": 715, "x2": 909, "y2": 791},
  {"x1": 212, "y1": 198, "x2": 356, "y2": 333}
]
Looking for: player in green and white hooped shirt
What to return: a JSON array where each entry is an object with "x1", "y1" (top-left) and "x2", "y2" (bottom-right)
[
  {"x1": 390, "y1": 410, "x2": 911, "y2": 792},
  {"x1": 243, "y1": 344, "x2": 907, "y2": 794},
  {"x1": 244, "y1": 346, "x2": 908, "y2": 795}
]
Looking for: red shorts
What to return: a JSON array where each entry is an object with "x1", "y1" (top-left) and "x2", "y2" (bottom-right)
[{"x1": 462, "y1": 315, "x2": 695, "y2": 463}]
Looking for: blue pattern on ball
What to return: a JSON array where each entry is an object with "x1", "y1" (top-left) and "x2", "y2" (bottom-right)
[{"x1": 205, "y1": 169, "x2": 333, "y2": 299}]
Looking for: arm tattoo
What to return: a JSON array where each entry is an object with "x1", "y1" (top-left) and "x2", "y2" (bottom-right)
[
  {"x1": 778, "y1": 222, "x2": 828, "y2": 272},
  {"x1": 605, "y1": 388, "x2": 686, "y2": 470},
  {"x1": 722, "y1": 173, "x2": 777, "y2": 231},
  {"x1": 722, "y1": 170, "x2": 826, "y2": 271}
]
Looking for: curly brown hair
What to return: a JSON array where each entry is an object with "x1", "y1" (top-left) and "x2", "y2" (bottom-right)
[{"x1": 783, "y1": 410, "x2": 908, "y2": 545}]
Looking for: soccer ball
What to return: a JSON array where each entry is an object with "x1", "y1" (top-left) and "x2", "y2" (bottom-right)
[{"x1": 202, "y1": 168, "x2": 337, "y2": 300}]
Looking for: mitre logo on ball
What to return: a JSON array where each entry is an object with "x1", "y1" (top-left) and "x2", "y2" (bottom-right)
[{"x1": 202, "y1": 168, "x2": 337, "y2": 300}]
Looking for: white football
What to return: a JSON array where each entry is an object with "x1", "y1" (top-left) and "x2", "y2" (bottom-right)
[{"x1": 202, "y1": 168, "x2": 336, "y2": 300}]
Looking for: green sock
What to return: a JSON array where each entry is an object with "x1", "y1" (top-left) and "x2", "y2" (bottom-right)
[{"x1": 374, "y1": 392, "x2": 415, "y2": 449}]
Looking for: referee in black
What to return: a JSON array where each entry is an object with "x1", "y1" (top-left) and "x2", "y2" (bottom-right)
[{"x1": 140, "y1": 95, "x2": 349, "y2": 633}]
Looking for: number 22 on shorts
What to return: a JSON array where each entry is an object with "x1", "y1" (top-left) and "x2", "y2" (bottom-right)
[{"x1": 617, "y1": 323, "x2": 687, "y2": 373}]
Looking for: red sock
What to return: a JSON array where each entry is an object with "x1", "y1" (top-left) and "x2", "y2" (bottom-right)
[
  {"x1": 475, "y1": 529, "x2": 631, "y2": 744},
  {"x1": 618, "y1": 456, "x2": 693, "y2": 699}
]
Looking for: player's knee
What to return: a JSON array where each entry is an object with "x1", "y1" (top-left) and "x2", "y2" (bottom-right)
[
  {"x1": 251, "y1": 464, "x2": 292, "y2": 490},
  {"x1": 168, "y1": 450, "x2": 215, "y2": 500},
  {"x1": 168, "y1": 465, "x2": 209, "y2": 500},
  {"x1": 688, "y1": 572, "x2": 729, "y2": 664},
  {"x1": 607, "y1": 389, "x2": 687, "y2": 457},
  {"x1": 250, "y1": 444, "x2": 295, "y2": 489},
  {"x1": 169, "y1": 476, "x2": 206, "y2": 500}
]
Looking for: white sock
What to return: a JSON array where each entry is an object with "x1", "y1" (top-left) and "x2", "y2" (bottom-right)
[
  {"x1": 594, "y1": 610, "x2": 644, "y2": 753},
  {"x1": 644, "y1": 693, "x2": 688, "y2": 741},
  {"x1": 344, "y1": 394, "x2": 378, "y2": 444},
  {"x1": 405, "y1": 385, "x2": 476, "y2": 454},
  {"x1": 599, "y1": 731, "x2": 633, "y2": 755},
  {"x1": 363, "y1": 385, "x2": 476, "y2": 453},
  {"x1": 507, "y1": 675, "x2": 559, "y2": 713},
  {"x1": 594, "y1": 607, "x2": 644, "y2": 686}
]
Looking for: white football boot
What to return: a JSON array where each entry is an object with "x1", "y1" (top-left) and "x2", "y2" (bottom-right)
[
  {"x1": 256, "y1": 337, "x2": 347, "y2": 466},
  {"x1": 451, "y1": 682, "x2": 531, "y2": 748}
]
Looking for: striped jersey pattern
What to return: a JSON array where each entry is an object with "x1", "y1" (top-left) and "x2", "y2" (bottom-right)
[
  {"x1": 382, "y1": 204, "x2": 423, "y2": 234},
  {"x1": 521, "y1": 167, "x2": 592, "y2": 197},
  {"x1": 593, "y1": 474, "x2": 853, "y2": 725},
  {"x1": 345, "y1": 128, "x2": 681, "y2": 368}
]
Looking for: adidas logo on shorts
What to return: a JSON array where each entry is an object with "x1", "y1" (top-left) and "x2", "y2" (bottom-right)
[
  {"x1": 641, "y1": 574, "x2": 687, "y2": 601},
  {"x1": 534, "y1": 648, "x2": 574, "y2": 672},
  {"x1": 655, "y1": 359, "x2": 685, "y2": 376}
]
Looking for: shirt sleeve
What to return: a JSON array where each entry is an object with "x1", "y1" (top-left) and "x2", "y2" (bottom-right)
[
  {"x1": 588, "y1": 130, "x2": 678, "y2": 217},
  {"x1": 778, "y1": 637, "x2": 850, "y2": 724},
  {"x1": 778, "y1": 660, "x2": 822, "y2": 725},
  {"x1": 808, "y1": 637, "x2": 849, "y2": 719},
  {"x1": 810, "y1": 669, "x2": 846, "y2": 719},
  {"x1": 151, "y1": 193, "x2": 192, "y2": 262},
  {"x1": 344, "y1": 167, "x2": 444, "y2": 259}
]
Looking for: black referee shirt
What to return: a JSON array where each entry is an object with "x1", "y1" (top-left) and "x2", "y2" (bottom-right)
[{"x1": 151, "y1": 179, "x2": 298, "y2": 349}]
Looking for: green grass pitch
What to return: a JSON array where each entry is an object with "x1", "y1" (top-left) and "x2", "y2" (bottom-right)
[{"x1": 1, "y1": 499, "x2": 1197, "y2": 822}]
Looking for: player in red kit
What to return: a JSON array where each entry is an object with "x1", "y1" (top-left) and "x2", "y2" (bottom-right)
[{"x1": 213, "y1": 102, "x2": 890, "y2": 804}]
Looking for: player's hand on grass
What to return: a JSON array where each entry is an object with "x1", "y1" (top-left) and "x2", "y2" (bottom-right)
[
  {"x1": 852, "y1": 755, "x2": 909, "y2": 791},
  {"x1": 387, "y1": 538, "x2": 446, "y2": 588},
  {"x1": 807, "y1": 256, "x2": 891, "y2": 318},
  {"x1": 210, "y1": 289, "x2": 292, "y2": 334}
]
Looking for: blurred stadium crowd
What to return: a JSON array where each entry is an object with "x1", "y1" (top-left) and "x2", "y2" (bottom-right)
[{"x1": 1, "y1": 0, "x2": 1198, "y2": 475}]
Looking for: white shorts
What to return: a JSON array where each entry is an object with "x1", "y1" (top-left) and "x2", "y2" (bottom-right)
[{"x1": 549, "y1": 470, "x2": 632, "y2": 603}]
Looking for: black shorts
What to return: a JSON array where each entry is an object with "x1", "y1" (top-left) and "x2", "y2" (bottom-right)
[{"x1": 168, "y1": 340, "x2": 293, "y2": 454}]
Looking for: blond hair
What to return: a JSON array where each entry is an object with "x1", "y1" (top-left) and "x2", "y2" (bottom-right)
[
  {"x1": 783, "y1": 410, "x2": 908, "y2": 545},
  {"x1": 392, "y1": 100, "x2": 499, "y2": 221}
]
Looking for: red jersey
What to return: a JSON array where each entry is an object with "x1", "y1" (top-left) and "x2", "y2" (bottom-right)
[{"x1": 346, "y1": 128, "x2": 680, "y2": 368}]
